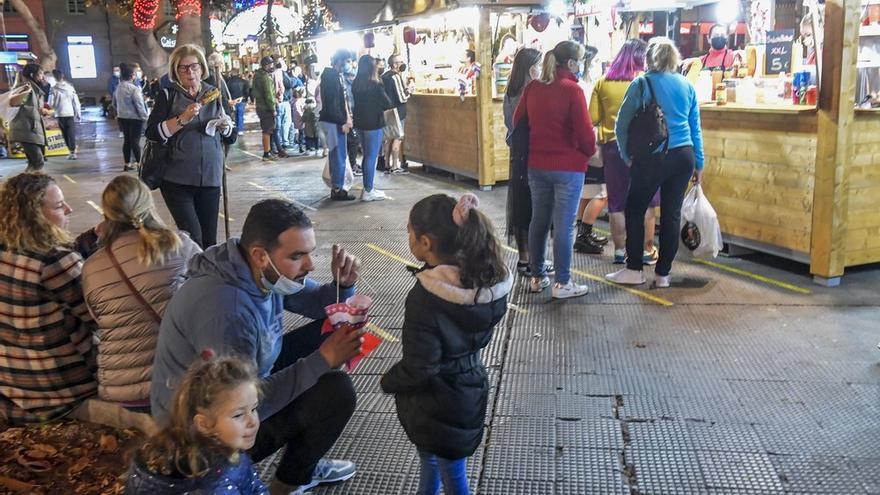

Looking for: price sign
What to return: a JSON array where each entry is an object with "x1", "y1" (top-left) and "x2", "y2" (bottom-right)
[{"x1": 765, "y1": 29, "x2": 795, "y2": 75}]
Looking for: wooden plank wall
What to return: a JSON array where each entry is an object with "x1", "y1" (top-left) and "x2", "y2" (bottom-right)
[
  {"x1": 491, "y1": 99, "x2": 511, "y2": 182},
  {"x1": 700, "y1": 110, "x2": 817, "y2": 255},
  {"x1": 844, "y1": 113, "x2": 880, "y2": 266},
  {"x1": 405, "y1": 95, "x2": 480, "y2": 178}
]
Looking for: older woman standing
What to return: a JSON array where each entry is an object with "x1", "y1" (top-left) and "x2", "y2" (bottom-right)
[
  {"x1": 513, "y1": 41, "x2": 596, "y2": 299},
  {"x1": 145, "y1": 44, "x2": 235, "y2": 249},
  {"x1": 0, "y1": 173, "x2": 97, "y2": 424},
  {"x1": 81, "y1": 175, "x2": 200, "y2": 410},
  {"x1": 607, "y1": 37, "x2": 704, "y2": 288}
]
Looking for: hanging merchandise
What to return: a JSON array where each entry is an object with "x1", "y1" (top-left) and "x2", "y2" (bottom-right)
[
  {"x1": 364, "y1": 32, "x2": 376, "y2": 48},
  {"x1": 530, "y1": 13, "x2": 551, "y2": 32},
  {"x1": 403, "y1": 26, "x2": 419, "y2": 44}
]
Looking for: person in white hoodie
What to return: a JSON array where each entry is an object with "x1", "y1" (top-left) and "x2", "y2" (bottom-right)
[{"x1": 50, "y1": 69, "x2": 82, "y2": 160}]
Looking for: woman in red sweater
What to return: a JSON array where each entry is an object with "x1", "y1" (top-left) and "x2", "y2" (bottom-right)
[{"x1": 513, "y1": 41, "x2": 597, "y2": 299}]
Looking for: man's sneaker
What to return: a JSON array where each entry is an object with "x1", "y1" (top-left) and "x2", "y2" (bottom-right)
[
  {"x1": 277, "y1": 150, "x2": 290, "y2": 158},
  {"x1": 589, "y1": 232, "x2": 609, "y2": 245},
  {"x1": 262, "y1": 154, "x2": 276, "y2": 162},
  {"x1": 529, "y1": 276, "x2": 550, "y2": 293},
  {"x1": 330, "y1": 188, "x2": 356, "y2": 201},
  {"x1": 391, "y1": 168, "x2": 409, "y2": 175},
  {"x1": 643, "y1": 247, "x2": 659, "y2": 266},
  {"x1": 237, "y1": 131, "x2": 245, "y2": 136},
  {"x1": 123, "y1": 164, "x2": 136, "y2": 171},
  {"x1": 574, "y1": 235, "x2": 604, "y2": 254},
  {"x1": 67, "y1": 153, "x2": 77, "y2": 160},
  {"x1": 552, "y1": 281, "x2": 589, "y2": 299},
  {"x1": 353, "y1": 166, "x2": 364, "y2": 177},
  {"x1": 361, "y1": 188, "x2": 387, "y2": 202},
  {"x1": 655, "y1": 274, "x2": 671, "y2": 288},
  {"x1": 605, "y1": 268, "x2": 647, "y2": 285},
  {"x1": 290, "y1": 459, "x2": 357, "y2": 493},
  {"x1": 517, "y1": 261, "x2": 556, "y2": 277},
  {"x1": 613, "y1": 249, "x2": 626, "y2": 264}
]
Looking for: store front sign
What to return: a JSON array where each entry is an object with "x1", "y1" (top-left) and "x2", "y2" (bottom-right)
[
  {"x1": 765, "y1": 29, "x2": 795, "y2": 75},
  {"x1": 156, "y1": 22, "x2": 179, "y2": 49}
]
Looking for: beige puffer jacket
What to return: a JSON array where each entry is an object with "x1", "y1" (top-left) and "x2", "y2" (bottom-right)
[{"x1": 81, "y1": 230, "x2": 201, "y2": 403}]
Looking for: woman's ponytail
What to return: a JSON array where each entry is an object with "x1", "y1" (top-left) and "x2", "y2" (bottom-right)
[
  {"x1": 540, "y1": 51, "x2": 557, "y2": 84},
  {"x1": 541, "y1": 41, "x2": 587, "y2": 85}
]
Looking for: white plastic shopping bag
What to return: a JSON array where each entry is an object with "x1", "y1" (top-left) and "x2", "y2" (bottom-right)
[
  {"x1": 680, "y1": 184, "x2": 723, "y2": 258},
  {"x1": 0, "y1": 85, "x2": 30, "y2": 125},
  {"x1": 322, "y1": 158, "x2": 354, "y2": 191}
]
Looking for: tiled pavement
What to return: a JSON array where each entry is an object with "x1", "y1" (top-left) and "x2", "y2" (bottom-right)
[{"x1": 4, "y1": 109, "x2": 878, "y2": 494}]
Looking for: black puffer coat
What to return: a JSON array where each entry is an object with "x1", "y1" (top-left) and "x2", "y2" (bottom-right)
[{"x1": 381, "y1": 265, "x2": 512, "y2": 460}]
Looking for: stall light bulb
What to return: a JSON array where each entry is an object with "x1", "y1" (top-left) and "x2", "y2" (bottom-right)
[
  {"x1": 548, "y1": 0, "x2": 567, "y2": 19},
  {"x1": 716, "y1": 0, "x2": 739, "y2": 25}
]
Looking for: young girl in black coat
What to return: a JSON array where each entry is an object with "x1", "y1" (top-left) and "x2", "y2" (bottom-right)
[{"x1": 381, "y1": 193, "x2": 512, "y2": 495}]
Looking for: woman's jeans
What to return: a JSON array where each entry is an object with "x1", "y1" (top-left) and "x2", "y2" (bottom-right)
[
  {"x1": 417, "y1": 450, "x2": 469, "y2": 495},
  {"x1": 625, "y1": 146, "x2": 695, "y2": 276},
  {"x1": 528, "y1": 169, "x2": 585, "y2": 285},
  {"x1": 359, "y1": 128, "x2": 383, "y2": 191},
  {"x1": 119, "y1": 118, "x2": 144, "y2": 163},
  {"x1": 159, "y1": 181, "x2": 221, "y2": 249}
]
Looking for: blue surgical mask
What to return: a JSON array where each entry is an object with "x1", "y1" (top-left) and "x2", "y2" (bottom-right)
[{"x1": 261, "y1": 255, "x2": 305, "y2": 296}]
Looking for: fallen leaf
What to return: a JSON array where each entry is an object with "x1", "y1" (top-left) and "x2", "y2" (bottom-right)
[
  {"x1": 0, "y1": 474, "x2": 36, "y2": 491},
  {"x1": 68, "y1": 456, "x2": 90, "y2": 476},
  {"x1": 98, "y1": 434, "x2": 118, "y2": 454}
]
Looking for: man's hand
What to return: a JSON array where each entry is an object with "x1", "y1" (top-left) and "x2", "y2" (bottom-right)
[
  {"x1": 319, "y1": 325, "x2": 365, "y2": 368},
  {"x1": 331, "y1": 244, "x2": 360, "y2": 287}
]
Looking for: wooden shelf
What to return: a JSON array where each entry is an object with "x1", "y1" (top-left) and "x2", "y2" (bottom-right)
[
  {"x1": 860, "y1": 25, "x2": 880, "y2": 37},
  {"x1": 700, "y1": 103, "x2": 818, "y2": 114}
]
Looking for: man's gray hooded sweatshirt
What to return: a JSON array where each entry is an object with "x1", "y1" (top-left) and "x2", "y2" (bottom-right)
[{"x1": 150, "y1": 238, "x2": 354, "y2": 422}]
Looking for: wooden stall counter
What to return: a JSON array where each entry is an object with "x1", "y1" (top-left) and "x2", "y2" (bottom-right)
[{"x1": 404, "y1": 93, "x2": 510, "y2": 189}]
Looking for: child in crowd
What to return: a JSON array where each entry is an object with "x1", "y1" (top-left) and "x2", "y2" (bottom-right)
[
  {"x1": 381, "y1": 194, "x2": 512, "y2": 495},
  {"x1": 124, "y1": 355, "x2": 267, "y2": 494},
  {"x1": 302, "y1": 97, "x2": 319, "y2": 153},
  {"x1": 291, "y1": 87, "x2": 305, "y2": 154}
]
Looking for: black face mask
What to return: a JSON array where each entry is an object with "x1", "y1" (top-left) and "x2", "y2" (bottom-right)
[
  {"x1": 398, "y1": 63, "x2": 407, "y2": 72},
  {"x1": 710, "y1": 36, "x2": 727, "y2": 50}
]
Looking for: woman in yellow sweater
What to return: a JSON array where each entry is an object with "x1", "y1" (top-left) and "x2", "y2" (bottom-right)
[{"x1": 590, "y1": 39, "x2": 659, "y2": 265}]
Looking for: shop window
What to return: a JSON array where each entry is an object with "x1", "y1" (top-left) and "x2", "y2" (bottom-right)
[
  {"x1": 66, "y1": 0, "x2": 86, "y2": 14},
  {"x1": 67, "y1": 36, "x2": 97, "y2": 78}
]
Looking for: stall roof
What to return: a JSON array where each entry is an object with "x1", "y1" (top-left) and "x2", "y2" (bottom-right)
[{"x1": 616, "y1": 0, "x2": 719, "y2": 12}]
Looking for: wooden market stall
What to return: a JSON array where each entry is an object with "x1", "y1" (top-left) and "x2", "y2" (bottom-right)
[{"x1": 696, "y1": 0, "x2": 879, "y2": 285}]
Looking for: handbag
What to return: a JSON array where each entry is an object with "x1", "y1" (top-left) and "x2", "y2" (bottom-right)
[
  {"x1": 383, "y1": 108, "x2": 404, "y2": 140},
  {"x1": 105, "y1": 244, "x2": 162, "y2": 324},
  {"x1": 139, "y1": 90, "x2": 175, "y2": 190},
  {"x1": 626, "y1": 76, "x2": 669, "y2": 161}
]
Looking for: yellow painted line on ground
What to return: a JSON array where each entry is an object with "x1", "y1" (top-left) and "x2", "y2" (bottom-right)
[
  {"x1": 367, "y1": 323, "x2": 400, "y2": 343},
  {"x1": 507, "y1": 303, "x2": 528, "y2": 314},
  {"x1": 238, "y1": 149, "x2": 264, "y2": 160},
  {"x1": 366, "y1": 243, "x2": 419, "y2": 268},
  {"x1": 218, "y1": 212, "x2": 235, "y2": 222},
  {"x1": 86, "y1": 200, "x2": 103, "y2": 215},
  {"x1": 501, "y1": 244, "x2": 673, "y2": 307},
  {"x1": 248, "y1": 181, "x2": 267, "y2": 190},
  {"x1": 691, "y1": 258, "x2": 812, "y2": 295},
  {"x1": 62, "y1": 174, "x2": 76, "y2": 184}
]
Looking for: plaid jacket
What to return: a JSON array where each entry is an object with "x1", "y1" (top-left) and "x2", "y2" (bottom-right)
[{"x1": 0, "y1": 246, "x2": 98, "y2": 424}]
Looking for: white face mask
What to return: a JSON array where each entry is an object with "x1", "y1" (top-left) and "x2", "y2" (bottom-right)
[
  {"x1": 113, "y1": 70, "x2": 120, "y2": 77},
  {"x1": 260, "y1": 255, "x2": 305, "y2": 296}
]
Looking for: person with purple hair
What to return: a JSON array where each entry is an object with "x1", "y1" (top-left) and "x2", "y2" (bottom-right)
[{"x1": 589, "y1": 38, "x2": 660, "y2": 266}]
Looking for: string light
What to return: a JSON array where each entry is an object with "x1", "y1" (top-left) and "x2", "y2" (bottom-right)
[
  {"x1": 176, "y1": 0, "x2": 202, "y2": 19},
  {"x1": 133, "y1": 0, "x2": 160, "y2": 30}
]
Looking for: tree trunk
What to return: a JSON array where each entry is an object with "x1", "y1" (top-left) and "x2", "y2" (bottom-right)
[
  {"x1": 176, "y1": 14, "x2": 201, "y2": 47},
  {"x1": 265, "y1": 0, "x2": 276, "y2": 49},
  {"x1": 8, "y1": 0, "x2": 56, "y2": 70},
  {"x1": 132, "y1": 27, "x2": 169, "y2": 79},
  {"x1": 200, "y1": 0, "x2": 213, "y2": 56}
]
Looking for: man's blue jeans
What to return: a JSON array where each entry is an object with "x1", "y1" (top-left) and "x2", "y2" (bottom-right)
[
  {"x1": 359, "y1": 128, "x2": 383, "y2": 192},
  {"x1": 528, "y1": 168, "x2": 585, "y2": 285},
  {"x1": 417, "y1": 450, "x2": 469, "y2": 495},
  {"x1": 234, "y1": 101, "x2": 245, "y2": 133},
  {"x1": 321, "y1": 122, "x2": 348, "y2": 190},
  {"x1": 275, "y1": 101, "x2": 291, "y2": 148}
]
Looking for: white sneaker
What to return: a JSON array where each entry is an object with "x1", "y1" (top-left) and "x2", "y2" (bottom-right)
[
  {"x1": 361, "y1": 188, "x2": 387, "y2": 201},
  {"x1": 605, "y1": 268, "x2": 647, "y2": 285},
  {"x1": 655, "y1": 275, "x2": 671, "y2": 288},
  {"x1": 552, "y1": 281, "x2": 589, "y2": 299},
  {"x1": 67, "y1": 153, "x2": 77, "y2": 160},
  {"x1": 529, "y1": 276, "x2": 550, "y2": 293}
]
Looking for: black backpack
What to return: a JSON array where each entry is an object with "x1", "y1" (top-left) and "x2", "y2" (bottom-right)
[{"x1": 626, "y1": 76, "x2": 669, "y2": 161}]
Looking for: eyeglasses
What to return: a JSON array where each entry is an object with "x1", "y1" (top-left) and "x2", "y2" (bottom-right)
[{"x1": 177, "y1": 62, "x2": 202, "y2": 73}]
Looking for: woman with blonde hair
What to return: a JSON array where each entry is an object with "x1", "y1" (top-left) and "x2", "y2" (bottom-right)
[
  {"x1": 82, "y1": 175, "x2": 201, "y2": 410},
  {"x1": 145, "y1": 43, "x2": 236, "y2": 248},
  {"x1": 0, "y1": 172, "x2": 98, "y2": 424},
  {"x1": 607, "y1": 37, "x2": 704, "y2": 288},
  {"x1": 512, "y1": 40, "x2": 597, "y2": 299}
]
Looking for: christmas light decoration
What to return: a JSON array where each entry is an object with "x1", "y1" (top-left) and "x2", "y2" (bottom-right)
[
  {"x1": 298, "y1": 0, "x2": 338, "y2": 39},
  {"x1": 133, "y1": 0, "x2": 160, "y2": 30},
  {"x1": 176, "y1": 0, "x2": 201, "y2": 19}
]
